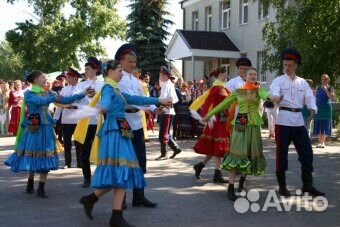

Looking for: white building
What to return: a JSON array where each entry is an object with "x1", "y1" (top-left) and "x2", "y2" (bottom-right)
[{"x1": 165, "y1": 0, "x2": 278, "y2": 85}]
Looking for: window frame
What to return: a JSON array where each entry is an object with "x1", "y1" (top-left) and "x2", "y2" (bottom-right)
[
  {"x1": 192, "y1": 11, "x2": 199, "y2": 31},
  {"x1": 221, "y1": 0, "x2": 231, "y2": 29},
  {"x1": 258, "y1": 0, "x2": 269, "y2": 20},
  {"x1": 257, "y1": 51, "x2": 268, "y2": 82},
  {"x1": 205, "y1": 6, "x2": 212, "y2": 31},
  {"x1": 240, "y1": 0, "x2": 249, "y2": 25}
]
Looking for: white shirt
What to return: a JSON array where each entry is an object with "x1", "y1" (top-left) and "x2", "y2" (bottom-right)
[
  {"x1": 54, "y1": 85, "x2": 78, "y2": 124},
  {"x1": 118, "y1": 70, "x2": 156, "y2": 131},
  {"x1": 226, "y1": 75, "x2": 245, "y2": 91},
  {"x1": 159, "y1": 79, "x2": 179, "y2": 115},
  {"x1": 270, "y1": 74, "x2": 317, "y2": 127},
  {"x1": 73, "y1": 79, "x2": 104, "y2": 125}
]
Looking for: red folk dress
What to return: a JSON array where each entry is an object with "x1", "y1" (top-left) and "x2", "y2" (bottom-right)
[
  {"x1": 194, "y1": 86, "x2": 231, "y2": 157},
  {"x1": 8, "y1": 90, "x2": 24, "y2": 135}
]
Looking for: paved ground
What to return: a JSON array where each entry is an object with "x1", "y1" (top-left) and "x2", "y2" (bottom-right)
[{"x1": 0, "y1": 130, "x2": 339, "y2": 227}]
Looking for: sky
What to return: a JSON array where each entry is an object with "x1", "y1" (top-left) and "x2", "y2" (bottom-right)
[{"x1": 0, "y1": 0, "x2": 183, "y2": 71}]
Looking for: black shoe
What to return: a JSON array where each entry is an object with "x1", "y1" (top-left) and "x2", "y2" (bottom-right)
[
  {"x1": 110, "y1": 210, "x2": 135, "y2": 227},
  {"x1": 193, "y1": 162, "x2": 205, "y2": 179},
  {"x1": 238, "y1": 176, "x2": 246, "y2": 192},
  {"x1": 213, "y1": 169, "x2": 229, "y2": 183},
  {"x1": 81, "y1": 179, "x2": 91, "y2": 188},
  {"x1": 279, "y1": 186, "x2": 291, "y2": 197},
  {"x1": 37, "y1": 181, "x2": 48, "y2": 198},
  {"x1": 168, "y1": 139, "x2": 181, "y2": 159},
  {"x1": 79, "y1": 193, "x2": 98, "y2": 220},
  {"x1": 155, "y1": 143, "x2": 168, "y2": 160},
  {"x1": 26, "y1": 178, "x2": 34, "y2": 194},
  {"x1": 155, "y1": 154, "x2": 168, "y2": 160},
  {"x1": 63, "y1": 164, "x2": 71, "y2": 169},
  {"x1": 227, "y1": 184, "x2": 238, "y2": 201},
  {"x1": 302, "y1": 172, "x2": 325, "y2": 196},
  {"x1": 132, "y1": 189, "x2": 157, "y2": 208},
  {"x1": 169, "y1": 148, "x2": 182, "y2": 159},
  {"x1": 276, "y1": 172, "x2": 291, "y2": 197}
]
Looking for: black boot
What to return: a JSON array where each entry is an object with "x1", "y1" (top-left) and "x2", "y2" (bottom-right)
[
  {"x1": 26, "y1": 178, "x2": 34, "y2": 194},
  {"x1": 193, "y1": 162, "x2": 205, "y2": 179},
  {"x1": 79, "y1": 193, "x2": 98, "y2": 220},
  {"x1": 227, "y1": 184, "x2": 238, "y2": 201},
  {"x1": 155, "y1": 143, "x2": 168, "y2": 160},
  {"x1": 213, "y1": 169, "x2": 229, "y2": 183},
  {"x1": 276, "y1": 172, "x2": 291, "y2": 197},
  {"x1": 238, "y1": 176, "x2": 246, "y2": 192},
  {"x1": 81, "y1": 160, "x2": 91, "y2": 188},
  {"x1": 302, "y1": 172, "x2": 325, "y2": 196},
  {"x1": 37, "y1": 181, "x2": 48, "y2": 198},
  {"x1": 132, "y1": 189, "x2": 157, "y2": 208},
  {"x1": 110, "y1": 210, "x2": 135, "y2": 227},
  {"x1": 168, "y1": 139, "x2": 182, "y2": 159},
  {"x1": 122, "y1": 193, "x2": 127, "y2": 210}
]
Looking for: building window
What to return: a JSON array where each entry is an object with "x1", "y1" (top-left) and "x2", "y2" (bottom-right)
[
  {"x1": 239, "y1": 0, "x2": 249, "y2": 25},
  {"x1": 220, "y1": 0, "x2": 231, "y2": 29},
  {"x1": 258, "y1": 0, "x2": 269, "y2": 20},
  {"x1": 257, "y1": 51, "x2": 268, "y2": 82},
  {"x1": 192, "y1": 11, "x2": 199, "y2": 30},
  {"x1": 240, "y1": 53, "x2": 247, "y2": 58},
  {"x1": 205, "y1": 6, "x2": 212, "y2": 31}
]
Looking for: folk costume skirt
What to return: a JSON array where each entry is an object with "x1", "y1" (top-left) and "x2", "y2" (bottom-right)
[{"x1": 222, "y1": 125, "x2": 266, "y2": 176}]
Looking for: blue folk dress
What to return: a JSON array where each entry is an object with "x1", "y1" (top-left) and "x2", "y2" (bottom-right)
[
  {"x1": 313, "y1": 86, "x2": 333, "y2": 136},
  {"x1": 5, "y1": 90, "x2": 85, "y2": 173},
  {"x1": 91, "y1": 84, "x2": 159, "y2": 189}
]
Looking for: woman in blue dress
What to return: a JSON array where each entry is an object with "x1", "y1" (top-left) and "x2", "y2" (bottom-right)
[
  {"x1": 79, "y1": 60, "x2": 170, "y2": 227},
  {"x1": 313, "y1": 74, "x2": 336, "y2": 148},
  {"x1": 5, "y1": 70, "x2": 90, "y2": 198}
]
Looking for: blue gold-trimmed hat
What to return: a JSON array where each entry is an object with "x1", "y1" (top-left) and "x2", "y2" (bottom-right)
[
  {"x1": 115, "y1": 43, "x2": 137, "y2": 61},
  {"x1": 236, "y1": 57, "x2": 252, "y2": 67},
  {"x1": 281, "y1": 48, "x2": 302, "y2": 65}
]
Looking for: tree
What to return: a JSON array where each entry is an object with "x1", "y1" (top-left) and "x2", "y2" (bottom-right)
[
  {"x1": 127, "y1": 0, "x2": 173, "y2": 83},
  {"x1": 263, "y1": 0, "x2": 340, "y2": 85},
  {"x1": 5, "y1": 0, "x2": 126, "y2": 72},
  {"x1": 0, "y1": 41, "x2": 23, "y2": 80}
]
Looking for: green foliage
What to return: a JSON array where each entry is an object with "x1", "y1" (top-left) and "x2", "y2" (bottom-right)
[
  {"x1": 127, "y1": 0, "x2": 173, "y2": 84},
  {"x1": 5, "y1": 0, "x2": 126, "y2": 73},
  {"x1": 263, "y1": 0, "x2": 340, "y2": 86},
  {"x1": 0, "y1": 41, "x2": 23, "y2": 80}
]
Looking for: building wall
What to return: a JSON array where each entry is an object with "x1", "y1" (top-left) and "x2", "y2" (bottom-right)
[{"x1": 181, "y1": 0, "x2": 277, "y2": 86}]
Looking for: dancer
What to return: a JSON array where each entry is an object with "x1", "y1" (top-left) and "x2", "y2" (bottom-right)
[
  {"x1": 116, "y1": 44, "x2": 159, "y2": 208},
  {"x1": 191, "y1": 66, "x2": 230, "y2": 183},
  {"x1": 270, "y1": 48, "x2": 325, "y2": 197},
  {"x1": 54, "y1": 68, "x2": 82, "y2": 168},
  {"x1": 5, "y1": 70, "x2": 90, "y2": 198},
  {"x1": 8, "y1": 80, "x2": 24, "y2": 135},
  {"x1": 74, "y1": 57, "x2": 104, "y2": 188},
  {"x1": 204, "y1": 68, "x2": 271, "y2": 201},
  {"x1": 79, "y1": 60, "x2": 171, "y2": 227},
  {"x1": 156, "y1": 66, "x2": 182, "y2": 160}
]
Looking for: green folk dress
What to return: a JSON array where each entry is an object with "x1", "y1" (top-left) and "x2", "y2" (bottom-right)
[{"x1": 207, "y1": 87, "x2": 270, "y2": 176}]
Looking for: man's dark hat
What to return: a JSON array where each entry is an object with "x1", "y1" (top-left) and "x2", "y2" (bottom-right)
[
  {"x1": 281, "y1": 48, "x2": 302, "y2": 65},
  {"x1": 115, "y1": 43, "x2": 137, "y2": 61},
  {"x1": 236, "y1": 58, "x2": 252, "y2": 67}
]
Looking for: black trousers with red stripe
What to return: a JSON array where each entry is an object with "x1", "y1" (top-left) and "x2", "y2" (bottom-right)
[
  {"x1": 275, "y1": 124, "x2": 314, "y2": 173},
  {"x1": 159, "y1": 114, "x2": 173, "y2": 144}
]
